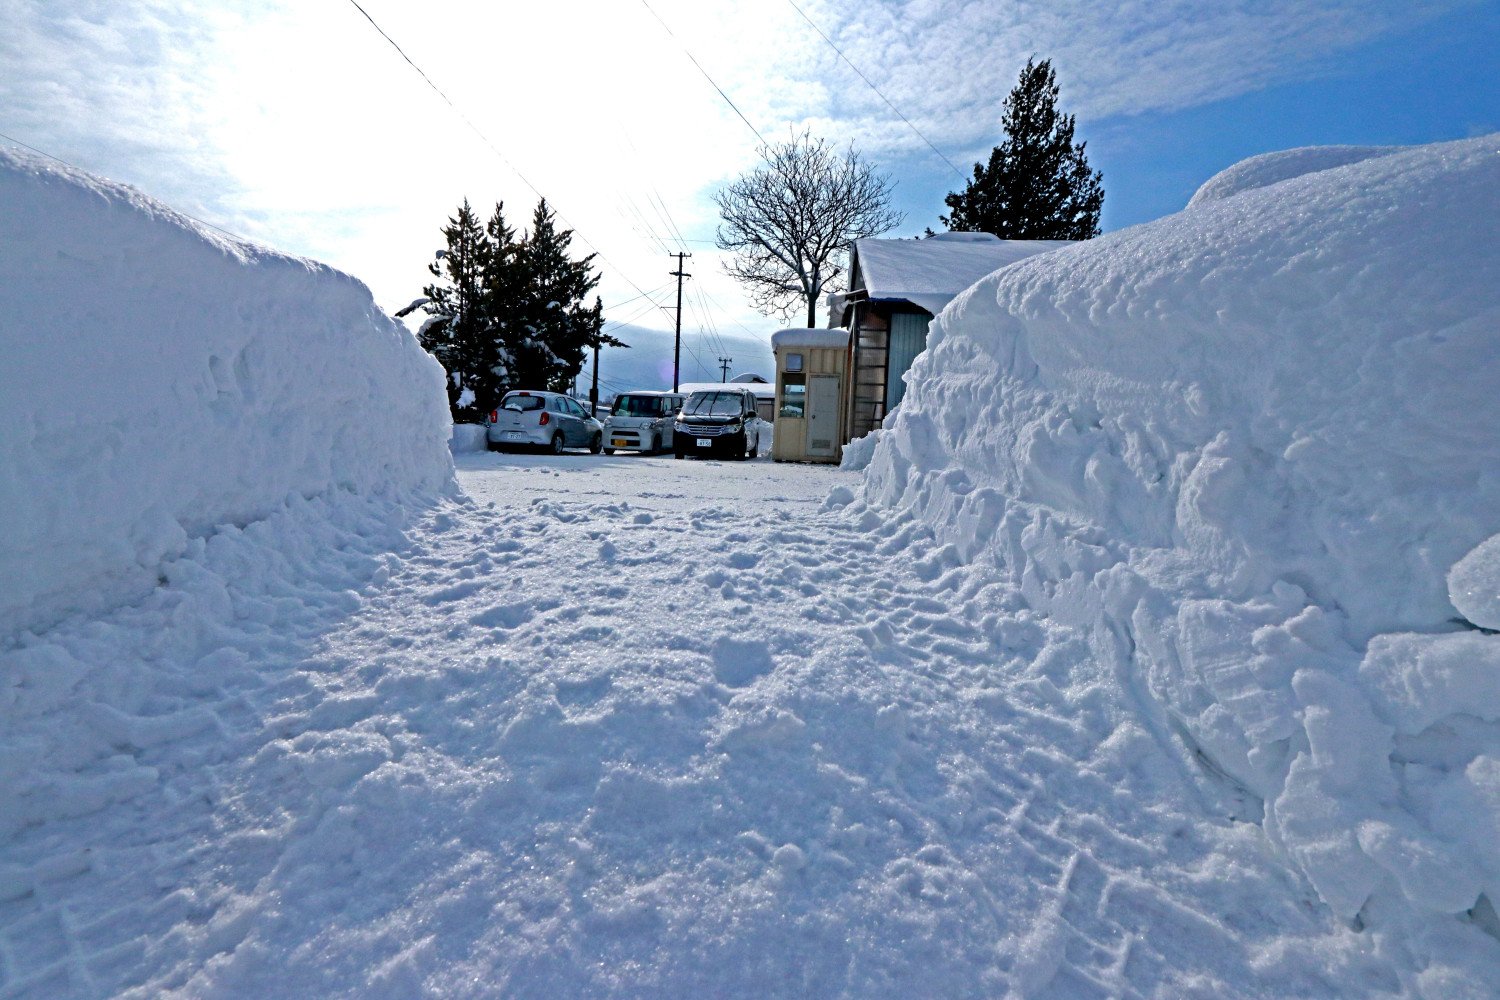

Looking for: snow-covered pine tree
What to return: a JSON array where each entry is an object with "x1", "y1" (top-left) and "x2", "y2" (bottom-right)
[
  {"x1": 940, "y1": 58, "x2": 1104, "y2": 240},
  {"x1": 514, "y1": 199, "x2": 603, "y2": 392},
  {"x1": 419, "y1": 200, "x2": 491, "y2": 421},
  {"x1": 475, "y1": 202, "x2": 524, "y2": 412}
]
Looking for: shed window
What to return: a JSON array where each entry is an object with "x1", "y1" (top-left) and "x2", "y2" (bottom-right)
[
  {"x1": 780, "y1": 373, "x2": 806, "y2": 418},
  {"x1": 786, "y1": 352, "x2": 804, "y2": 373}
]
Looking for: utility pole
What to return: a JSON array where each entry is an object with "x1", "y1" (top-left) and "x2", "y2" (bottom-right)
[
  {"x1": 718, "y1": 356, "x2": 732, "y2": 382},
  {"x1": 590, "y1": 341, "x2": 601, "y2": 415},
  {"x1": 670, "y1": 252, "x2": 691, "y2": 392}
]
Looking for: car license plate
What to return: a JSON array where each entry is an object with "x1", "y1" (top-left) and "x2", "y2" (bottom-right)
[
  {"x1": 696, "y1": 438, "x2": 712, "y2": 447},
  {"x1": 612, "y1": 438, "x2": 629, "y2": 447},
  {"x1": 504, "y1": 431, "x2": 524, "y2": 441}
]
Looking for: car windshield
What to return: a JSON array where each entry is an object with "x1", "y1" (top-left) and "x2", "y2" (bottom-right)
[
  {"x1": 502, "y1": 394, "x2": 545, "y2": 412},
  {"x1": 613, "y1": 395, "x2": 665, "y2": 417},
  {"x1": 681, "y1": 392, "x2": 742, "y2": 417}
]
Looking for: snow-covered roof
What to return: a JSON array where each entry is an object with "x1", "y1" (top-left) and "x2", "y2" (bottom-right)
[
  {"x1": 848, "y1": 234, "x2": 1074, "y2": 318},
  {"x1": 771, "y1": 328, "x2": 849, "y2": 351},
  {"x1": 677, "y1": 381, "x2": 775, "y2": 400}
]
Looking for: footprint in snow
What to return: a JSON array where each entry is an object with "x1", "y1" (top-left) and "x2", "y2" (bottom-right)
[
  {"x1": 470, "y1": 602, "x2": 534, "y2": 630},
  {"x1": 711, "y1": 636, "x2": 774, "y2": 687}
]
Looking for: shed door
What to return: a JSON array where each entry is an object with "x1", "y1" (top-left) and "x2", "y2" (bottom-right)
[
  {"x1": 885, "y1": 312, "x2": 931, "y2": 414},
  {"x1": 807, "y1": 374, "x2": 840, "y2": 457}
]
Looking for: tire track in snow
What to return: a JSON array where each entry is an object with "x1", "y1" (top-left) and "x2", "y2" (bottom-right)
[{"x1": 0, "y1": 463, "x2": 1410, "y2": 997}]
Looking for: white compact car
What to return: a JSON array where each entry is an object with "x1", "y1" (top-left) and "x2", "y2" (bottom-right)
[
  {"x1": 485, "y1": 391, "x2": 603, "y2": 454},
  {"x1": 602, "y1": 391, "x2": 685, "y2": 454}
]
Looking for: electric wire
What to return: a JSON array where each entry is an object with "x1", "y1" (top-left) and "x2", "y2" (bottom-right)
[
  {"x1": 343, "y1": 0, "x2": 665, "y2": 306},
  {"x1": 601, "y1": 281, "x2": 673, "y2": 313},
  {"x1": 647, "y1": 189, "x2": 691, "y2": 250},
  {"x1": 783, "y1": 0, "x2": 967, "y2": 182},
  {"x1": 602, "y1": 296, "x2": 668, "y2": 331},
  {"x1": 347, "y1": 0, "x2": 768, "y2": 353},
  {"x1": 636, "y1": 0, "x2": 766, "y2": 144}
]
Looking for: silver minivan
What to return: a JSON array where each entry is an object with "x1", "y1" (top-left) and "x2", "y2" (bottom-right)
[{"x1": 601, "y1": 391, "x2": 685, "y2": 455}]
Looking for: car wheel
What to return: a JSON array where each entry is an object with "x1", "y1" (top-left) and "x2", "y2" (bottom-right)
[
  {"x1": 590, "y1": 432, "x2": 603, "y2": 455},
  {"x1": 550, "y1": 433, "x2": 565, "y2": 455},
  {"x1": 486, "y1": 439, "x2": 500, "y2": 453},
  {"x1": 603, "y1": 447, "x2": 614, "y2": 456},
  {"x1": 674, "y1": 448, "x2": 684, "y2": 460},
  {"x1": 649, "y1": 434, "x2": 660, "y2": 454}
]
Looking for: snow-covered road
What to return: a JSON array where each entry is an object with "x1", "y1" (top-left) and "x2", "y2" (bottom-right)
[{"x1": 2, "y1": 452, "x2": 1412, "y2": 998}]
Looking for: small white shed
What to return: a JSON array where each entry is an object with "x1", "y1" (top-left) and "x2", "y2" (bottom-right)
[{"x1": 770, "y1": 328, "x2": 850, "y2": 463}]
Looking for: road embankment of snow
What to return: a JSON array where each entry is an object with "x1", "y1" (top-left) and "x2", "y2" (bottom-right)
[
  {"x1": 860, "y1": 134, "x2": 1500, "y2": 988},
  {"x1": 0, "y1": 148, "x2": 454, "y2": 640},
  {"x1": 450, "y1": 423, "x2": 488, "y2": 454}
]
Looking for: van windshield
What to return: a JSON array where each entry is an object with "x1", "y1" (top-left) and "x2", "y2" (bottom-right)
[
  {"x1": 613, "y1": 394, "x2": 667, "y2": 417},
  {"x1": 682, "y1": 392, "x2": 743, "y2": 417}
]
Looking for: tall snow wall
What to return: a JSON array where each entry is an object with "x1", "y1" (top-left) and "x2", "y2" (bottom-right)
[
  {"x1": 0, "y1": 149, "x2": 454, "y2": 639},
  {"x1": 861, "y1": 135, "x2": 1500, "y2": 974}
]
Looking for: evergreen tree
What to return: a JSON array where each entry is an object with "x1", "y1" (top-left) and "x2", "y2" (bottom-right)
[
  {"x1": 418, "y1": 199, "x2": 491, "y2": 421},
  {"x1": 514, "y1": 199, "x2": 603, "y2": 392},
  {"x1": 476, "y1": 201, "x2": 525, "y2": 410},
  {"x1": 418, "y1": 197, "x2": 615, "y2": 417},
  {"x1": 941, "y1": 58, "x2": 1103, "y2": 240}
]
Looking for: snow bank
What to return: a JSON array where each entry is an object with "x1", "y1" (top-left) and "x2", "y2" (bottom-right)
[
  {"x1": 1185, "y1": 143, "x2": 1402, "y2": 207},
  {"x1": 0, "y1": 148, "x2": 453, "y2": 639},
  {"x1": 450, "y1": 423, "x2": 489, "y2": 454},
  {"x1": 861, "y1": 134, "x2": 1500, "y2": 977}
]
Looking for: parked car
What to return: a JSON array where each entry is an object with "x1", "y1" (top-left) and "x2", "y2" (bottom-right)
[
  {"x1": 602, "y1": 391, "x2": 685, "y2": 454},
  {"x1": 673, "y1": 387, "x2": 764, "y2": 460},
  {"x1": 486, "y1": 391, "x2": 603, "y2": 454}
]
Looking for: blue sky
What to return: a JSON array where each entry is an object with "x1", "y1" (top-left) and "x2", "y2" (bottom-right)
[
  {"x1": 2, "y1": 0, "x2": 1496, "y2": 366},
  {"x1": 880, "y1": 1, "x2": 1500, "y2": 235}
]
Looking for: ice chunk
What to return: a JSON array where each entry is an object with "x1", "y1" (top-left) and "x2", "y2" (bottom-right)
[{"x1": 1449, "y1": 534, "x2": 1500, "y2": 631}]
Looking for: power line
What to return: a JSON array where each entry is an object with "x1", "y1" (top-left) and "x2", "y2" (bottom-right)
[
  {"x1": 346, "y1": 0, "x2": 767, "y2": 352},
  {"x1": 783, "y1": 0, "x2": 967, "y2": 182},
  {"x1": 602, "y1": 281, "x2": 673, "y2": 313},
  {"x1": 343, "y1": 0, "x2": 664, "y2": 306},
  {"x1": 690, "y1": 286, "x2": 730, "y2": 360},
  {"x1": 647, "y1": 189, "x2": 691, "y2": 249},
  {"x1": 637, "y1": 0, "x2": 766, "y2": 144},
  {"x1": 602, "y1": 296, "x2": 668, "y2": 331}
]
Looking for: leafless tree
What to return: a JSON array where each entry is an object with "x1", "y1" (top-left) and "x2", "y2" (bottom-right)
[{"x1": 715, "y1": 131, "x2": 903, "y2": 328}]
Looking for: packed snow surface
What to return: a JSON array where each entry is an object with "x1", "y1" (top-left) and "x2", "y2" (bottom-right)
[
  {"x1": 863, "y1": 133, "x2": 1500, "y2": 991},
  {"x1": 0, "y1": 452, "x2": 1445, "y2": 998},
  {"x1": 5, "y1": 136, "x2": 1499, "y2": 998},
  {"x1": 0, "y1": 148, "x2": 453, "y2": 639}
]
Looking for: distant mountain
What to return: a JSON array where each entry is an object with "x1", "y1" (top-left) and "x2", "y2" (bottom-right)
[{"x1": 581, "y1": 322, "x2": 776, "y2": 399}]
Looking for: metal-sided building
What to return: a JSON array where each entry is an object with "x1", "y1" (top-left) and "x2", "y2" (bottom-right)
[{"x1": 828, "y1": 233, "x2": 1072, "y2": 443}]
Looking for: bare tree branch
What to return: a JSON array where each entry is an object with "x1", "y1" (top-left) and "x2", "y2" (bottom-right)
[{"x1": 715, "y1": 130, "x2": 903, "y2": 328}]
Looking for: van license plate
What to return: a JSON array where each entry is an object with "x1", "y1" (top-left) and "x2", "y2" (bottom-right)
[
  {"x1": 696, "y1": 438, "x2": 712, "y2": 447},
  {"x1": 612, "y1": 438, "x2": 629, "y2": 447}
]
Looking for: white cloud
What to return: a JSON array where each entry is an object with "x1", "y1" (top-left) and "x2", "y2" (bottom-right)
[
  {"x1": 789, "y1": 0, "x2": 1475, "y2": 160},
  {"x1": 1, "y1": 0, "x2": 1477, "y2": 343}
]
